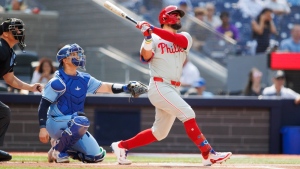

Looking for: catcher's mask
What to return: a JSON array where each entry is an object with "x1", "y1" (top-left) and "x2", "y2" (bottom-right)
[
  {"x1": 57, "y1": 43, "x2": 86, "y2": 70},
  {"x1": 0, "y1": 18, "x2": 26, "y2": 51}
]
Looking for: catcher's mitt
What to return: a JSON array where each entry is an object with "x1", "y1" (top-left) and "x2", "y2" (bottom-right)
[{"x1": 127, "y1": 81, "x2": 148, "y2": 98}]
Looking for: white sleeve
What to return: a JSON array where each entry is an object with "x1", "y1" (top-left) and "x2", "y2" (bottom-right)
[
  {"x1": 30, "y1": 71, "x2": 40, "y2": 84},
  {"x1": 284, "y1": 3, "x2": 291, "y2": 13},
  {"x1": 186, "y1": 70, "x2": 200, "y2": 85},
  {"x1": 285, "y1": 89, "x2": 300, "y2": 99},
  {"x1": 262, "y1": 87, "x2": 271, "y2": 96},
  {"x1": 237, "y1": 0, "x2": 248, "y2": 13}
]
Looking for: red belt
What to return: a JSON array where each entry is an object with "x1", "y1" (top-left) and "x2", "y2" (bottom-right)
[{"x1": 153, "y1": 77, "x2": 181, "y2": 87}]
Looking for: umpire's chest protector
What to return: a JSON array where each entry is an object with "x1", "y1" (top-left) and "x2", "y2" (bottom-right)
[{"x1": 54, "y1": 69, "x2": 90, "y2": 115}]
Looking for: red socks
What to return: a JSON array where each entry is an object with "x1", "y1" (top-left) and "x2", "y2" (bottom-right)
[
  {"x1": 119, "y1": 128, "x2": 157, "y2": 150},
  {"x1": 184, "y1": 118, "x2": 212, "y2": 159},
  {"x1": 118, "y1": 119, "x2": 212, "y2": 159}
]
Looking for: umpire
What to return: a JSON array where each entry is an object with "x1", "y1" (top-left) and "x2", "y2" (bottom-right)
[{"x1": 0, "y1": 18, "x2": 42, "y2": 161}]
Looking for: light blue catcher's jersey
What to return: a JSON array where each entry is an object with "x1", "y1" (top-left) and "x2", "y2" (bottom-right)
[{"x1": 42, "y1": 70, "x2": 102, "y2": 117}]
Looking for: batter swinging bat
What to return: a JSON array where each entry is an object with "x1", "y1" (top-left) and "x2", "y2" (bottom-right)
[{"x1": 103, "y1": 1, "x2": 137, "y2": 25}]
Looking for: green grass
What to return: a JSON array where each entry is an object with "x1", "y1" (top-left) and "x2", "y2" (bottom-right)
[{"x1": 7, "y1": 154, "x2": 300, "y2": 164}]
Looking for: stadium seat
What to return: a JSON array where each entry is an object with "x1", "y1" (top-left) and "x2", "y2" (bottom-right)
[{"x1": 13, "y1": 50, "x2": 39, "y2": 83}]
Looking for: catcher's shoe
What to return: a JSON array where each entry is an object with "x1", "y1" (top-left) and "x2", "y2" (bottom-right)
[
  {"x1": 52, "y1": 150, "x2": 69, "y2": 163},
  {"x1": 111, "y1": 141, "x2": 132, "y2": 165},
  {"x1": 202, "y1": 151, "x2": 232, "y2": 166},
  {"x1": 48, "y1": 148, "x2": 55, "y2": 163}
]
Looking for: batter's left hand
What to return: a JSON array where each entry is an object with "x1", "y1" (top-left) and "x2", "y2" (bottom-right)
[
  {"x1": 136, "y1": 21, "x2": 152, "y2": 37},
  {"x1": 39, "y1": 128, "x2": 49, "y2": 144}
]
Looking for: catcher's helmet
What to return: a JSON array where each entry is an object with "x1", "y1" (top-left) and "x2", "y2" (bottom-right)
[
  {"x1": 159, "y1": 5, "x2": 185, "y2": 25},
  {"x1": 56, "y1": 43, "x2": 86, "y2": 70},
  {"x1": 0, "y1": 18, "x2": 26, "y2": 51}
]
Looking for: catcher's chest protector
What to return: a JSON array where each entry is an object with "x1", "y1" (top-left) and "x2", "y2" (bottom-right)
[{"x1": 56, "y1": 69, "x2": 90, "y2": 115}]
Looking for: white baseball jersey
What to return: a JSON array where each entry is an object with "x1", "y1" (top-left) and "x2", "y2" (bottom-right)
[
  {"x1": 262, "y1": 85, "x2": 300, "y2": 99},
  {"x1": 141, "y1": 32, "x2": 193, "y2": 81},
  {"x1": 180, "y1": 61, "x2": 200, "y2": 86},
  {"x1": 140, "y1": 31, "x2": 195, "y2": 140}
]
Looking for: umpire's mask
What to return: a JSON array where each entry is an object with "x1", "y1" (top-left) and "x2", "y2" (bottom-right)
[{"x1": 1, "y1": 18, "x2": 26, "y2": 51}]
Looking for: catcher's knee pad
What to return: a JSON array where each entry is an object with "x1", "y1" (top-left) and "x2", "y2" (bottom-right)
[
  {"x1": 68, "y1": 147, "x2": 106, "y2": 163},
  {"x1": 55, "y1": 116, "x2": 90, "y2": 152}
]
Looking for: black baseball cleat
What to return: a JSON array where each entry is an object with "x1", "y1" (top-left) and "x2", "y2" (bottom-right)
[{"x1": 0, "y1": 150, "x2": 12, "y2": 162}]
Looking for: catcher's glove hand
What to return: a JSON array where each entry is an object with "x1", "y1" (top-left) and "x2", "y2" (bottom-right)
[{"x1": 127, "y1": 81, "x2": 148, "y2": 98}]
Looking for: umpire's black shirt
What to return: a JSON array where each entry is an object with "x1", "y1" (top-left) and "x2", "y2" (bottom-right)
[{"x1": 0, "y1": 38, "x2": 15, "y2": 77}]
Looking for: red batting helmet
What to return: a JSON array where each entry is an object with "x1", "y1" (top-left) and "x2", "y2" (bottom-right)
[{"x1": 159, "y1": 5, "x2": 185, "y2": 25}]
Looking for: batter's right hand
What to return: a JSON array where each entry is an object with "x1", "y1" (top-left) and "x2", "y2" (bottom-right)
[
  {"x1": 136, "y1": 21, "x2": 152, "y2": 37},
  {"x1": 39, "y1": 128, "x2": 49, "y2": 144}
]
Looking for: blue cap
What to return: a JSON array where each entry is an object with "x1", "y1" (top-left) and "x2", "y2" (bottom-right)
[
  {"x1": 179, "y1": 0, "x2": 187, "y2": 5},
  {"x1": 192, "y1": 78, "x2": 206, "y2": 88}
]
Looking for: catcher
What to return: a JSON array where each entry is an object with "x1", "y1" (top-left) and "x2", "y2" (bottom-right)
[{"x1": 37, "y1": 43, "x2": 148, "y2": 163}]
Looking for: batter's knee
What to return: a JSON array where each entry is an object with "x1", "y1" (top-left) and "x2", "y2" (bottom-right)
[
  {"x1": 179, "y1": 108, "x2": 196, "y2": 123},
  {"x1": 152, "y1": 129, "x2": 169, "y2": 141}
]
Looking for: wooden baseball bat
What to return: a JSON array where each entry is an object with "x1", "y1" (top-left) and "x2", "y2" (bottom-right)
[{"x1": 104, "y1": 1, "x2": 137, "y2": 25}]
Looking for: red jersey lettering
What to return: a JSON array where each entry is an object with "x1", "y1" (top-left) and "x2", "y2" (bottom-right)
[{"x1": 158, "y1": 43, "x2": 184, "y2": 54}]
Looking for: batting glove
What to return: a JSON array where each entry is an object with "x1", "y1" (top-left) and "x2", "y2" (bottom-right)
[{"x1": 136, "y1": 21, "x2": 153, "y2": 38}]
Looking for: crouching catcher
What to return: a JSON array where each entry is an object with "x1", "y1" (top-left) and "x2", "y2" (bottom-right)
[{"x1": 38, "y1": 43, "x2": 148, "y2": 163}]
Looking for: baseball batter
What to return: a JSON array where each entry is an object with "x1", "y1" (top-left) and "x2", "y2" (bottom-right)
[
  {"x1": 111, "y1": 5, "x2": 232, "y2": 166},
  {"x1": 38, "y1": 43, "x2": 146, "y2": 163}
]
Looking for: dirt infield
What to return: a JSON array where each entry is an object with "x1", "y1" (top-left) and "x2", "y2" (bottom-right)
[
  {"x1": 2, "y1": 163, "x2": 300, "y2": 169},
  {"x1": 1, "y1": 153, "x2": 300, "y2": 169}
]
